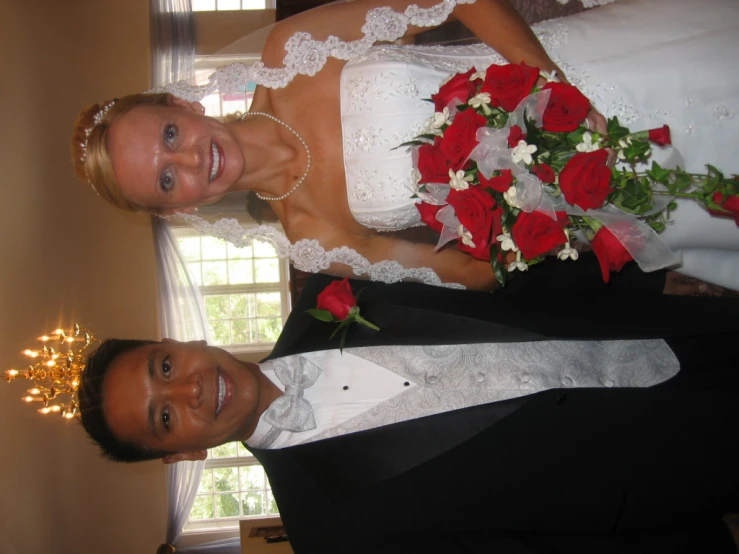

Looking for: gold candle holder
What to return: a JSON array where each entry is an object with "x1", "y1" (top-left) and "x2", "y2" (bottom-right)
[{"x1": 3, "y1": 324, "x2": 97, "y2": 419}]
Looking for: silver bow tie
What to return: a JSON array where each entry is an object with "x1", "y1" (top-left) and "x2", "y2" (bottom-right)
[{"x1": 262, "y1": 356, "x2": 322, "y2": 433}]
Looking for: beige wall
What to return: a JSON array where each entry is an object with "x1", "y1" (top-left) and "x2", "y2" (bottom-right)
[{"x1": 0, "y1": 1, "x2": 165, "y2": 553}]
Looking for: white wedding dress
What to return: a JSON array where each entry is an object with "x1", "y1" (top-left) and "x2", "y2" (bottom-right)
[{"x1": 176, "y1": 0, "x2": 739, "y2": 289}]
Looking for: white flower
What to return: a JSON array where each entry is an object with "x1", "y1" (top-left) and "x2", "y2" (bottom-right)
[
  {"x1": 496, "y1": 233, "x2": 518, "y2": 252},
  {"x1": 618, "y1": 136, "x2": 633, "y2": 149},
  {"x1": 508, "y1": 260, "x2": 529, "y2": 273},
  {"x1": 540, "y1": 69, "x2": 560, "y2": 83},
  {"x1": 557, "y1": 245, "x2": 579, "y2": 261},
  {"x1": 457, "y1": 225, "x2": 475, "y2": 248},
  {"x1": 449, "y1": 168, "x2": 473, "y2": 190},
  {"x1": 468, "y1": 92, "x2": 492, "y2": 108},
  {"x1": 511, "y1": 140, "x2": 537, "y2": 165},
  {"x1": 575, "y1": 131, "x2": 602, "y2": 153},
  {"x1": 617, "y1": 150, "x2": 627, "y2": 161},
  {"x1": 503, "y1": 186, "x2": 520, "y2": 208},
  {"x1": 469, "y1": 69, "x2": 487, "y2": 81},
  {"x1": 423, "y1": 107, "x2": 451, "y2": 133}
]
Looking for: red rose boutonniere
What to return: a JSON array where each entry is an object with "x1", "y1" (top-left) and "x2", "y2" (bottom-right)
[{"x1": 306, "y1": 278, "x2": 380, "y2": 351}]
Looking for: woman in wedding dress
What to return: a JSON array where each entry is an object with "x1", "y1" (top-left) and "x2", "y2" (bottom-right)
[{"x1": 71, "y1": 0, "x2": 739, "y2": 291}]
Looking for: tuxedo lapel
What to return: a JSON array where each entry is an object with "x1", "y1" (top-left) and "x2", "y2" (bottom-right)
[{"x1": 251, "y1": 392, "x2": 530, "y2": 502}]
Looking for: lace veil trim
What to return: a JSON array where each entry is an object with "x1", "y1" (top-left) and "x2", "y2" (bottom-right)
[{"x1": 176, "y1": 214, "x2": 465, "y2": 288}]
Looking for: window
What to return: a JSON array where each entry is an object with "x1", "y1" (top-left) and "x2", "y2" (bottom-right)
[
  {"x1": 192, "y1": 0, "x2": 273, "y2": 11},
  {"x1": 187, "y1": 443, "x2": 280, "y2": 532},
  {"x1": 174, "y1": 227, "x2": 290, "y2": 352}
]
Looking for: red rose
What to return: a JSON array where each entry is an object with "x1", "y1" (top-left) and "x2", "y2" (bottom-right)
[
  {"x1": 416, "y1": 202, "x2": 444, "y2": 233},
  {"x1": 447, "y1": 185, "x2": 497, "y2": 261},
  {"x1": 541, "y1": 82, "x2": 591, "y2": 132},
  {"x1": 532, "y1": 163, "x2": 556, "y2": 184},
  {"x1": 480, "y1": 63, "x2": 540, "y2": 112},
  {"x1": 590, "y1": 227, "x2": 634, "y2": 283},
  {"x1": 432, "y1": 67, "x2": 477, "y2": 112},
  {"x1": 709, "y1": 192, "x2": 739, "y2": 225},
  {"x1": 647, "y1": 125, "x2": 672, "y2": 146},
  {"x1": 439, "y1": 109, "x2": 486, "y2": 171},
  {"x1": 559, "y1": 150, "x2": 612, "y2": 210},
  {"x1": 479, "y1": 169, "x2": 513, "y2": 193},
  {"x1": 417, "y1": 140, "x2": 450, "y2": 184},
  {"x1": 712, "y1": 192, "x2": 739, "y2": 214},
  {"x1": 316, "y1": 278, "x2": 356, "y2": 320},
  {"x1": 511, "y1": 211, "x2": 569, "y2": 260},
  {"x1": 507, "y1": 125, "x2": 527, "y2": 148}
]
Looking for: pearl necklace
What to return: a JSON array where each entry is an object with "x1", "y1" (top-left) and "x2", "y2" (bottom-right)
[{"x1": 240, "y1": 111, "x2": 312, "y2": 201}]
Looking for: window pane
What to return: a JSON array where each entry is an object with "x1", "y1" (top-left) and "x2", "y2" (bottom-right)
[
  {"x1": 204, "y1": 295, "x2": 229, "y2": 320},
  {"x1": 215, "y1": 493, "x2": 241, "y2": 518},
  {"x1": 198, "y1": 469, "x2": 214, "y2": 493},
  {"x1": 253, "y1": 240, "x2": 276, "y2": 258},
  {"x1": 192, "y1": 0, "x2": 216, "y2": 10},
  {"x1": 178, "y1": 237, "x2": 201, "y2": 261},
  {"x1": 222, "y1": 95, "x2": 247, "y2": 117},
  {"x1": 239, "y1": 465, "x2": 265, "y2": 490},
  {"x1": 190, "y1": 495, "x2": 215, "y2": 520},
  {"x1": 254, "y1": 258, "x2": 280, "y2": 283},
  {"x1": 209, "y1": 320, "x2": 231, "y2": 345},
  {"x1": 211, "y1": 442, "x2": 239, "y2": 458},
  {"x1": 201, "y1": 94, "x2": 222, "y2": 117},
  {"x1": 218, "y1": 0, "x2": 241, "y2": 10},
  {"x1": 186, "y1": 262, "x2": 202, "y2": 286},
  {"x1": 214, "y1": 467, "x2": 239, "y2": 492},
  {"x1": 241, "y1": 491, "x2": 265, "y2": 516},
  {"x1": 203, "y1": 261, "x2": 228, "y2": 286},
  {"x1": 256, "y1": 293, "x2": 281, "y2": 317},
  {"x1": 266, "y1": 490, "x2": 279, "y2": 514},
  {"x1": 228, "y1": 260, "x2": 253, "y2": 285},
  {"x1": 202, "y1": 236, "x2": 227, "y2": 260},
  {"x1": 242, "y1": 0, "x2": 267, "y2": 8},
  {"x1": 232, "y1": 318, "x2": 254, "y2": 344},
  {"x1": 258, "y1": 318, "x2": 283, "y2": 343},
  {"x1": 227, "y1": 242, "x2": 252, "y2": 259},
  {"x1": 229, "y1": 294, "x2": 252, "y2": 318}
]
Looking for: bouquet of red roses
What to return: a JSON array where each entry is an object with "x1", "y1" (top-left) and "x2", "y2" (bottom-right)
[{"x1": 405, "y1": 63, "x2": 739, "y2": 284}]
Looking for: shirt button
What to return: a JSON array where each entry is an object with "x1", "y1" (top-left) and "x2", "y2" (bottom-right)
[
  {"x1": 404, "y1": 381, "x2": 410, "y2": 387},
  {"x1": 475, "y1": 372, "x2": 486, "y2": 382},
  {"x1": 342, "y1": 385, "x2": 349, "y2": 391},
  {"x1": 427, "y1": 374, "x2": 439, "y2": 384},
  {"x1": 562, "y1": 376, "x2": 573, "y2": 387}
]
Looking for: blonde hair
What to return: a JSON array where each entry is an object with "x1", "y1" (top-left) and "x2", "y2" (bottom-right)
[{"x1": 70, "y1": 93, "x2": 175, "y2": 212}]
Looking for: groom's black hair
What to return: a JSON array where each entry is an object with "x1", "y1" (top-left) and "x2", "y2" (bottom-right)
[{"x1": 78, "y1": 338, "x2": 170, "y2": 463}]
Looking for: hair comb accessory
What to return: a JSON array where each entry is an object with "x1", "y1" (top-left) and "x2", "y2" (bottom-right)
[{"x1": 80, "y1": 99, "x2": 117, "y2": 192}]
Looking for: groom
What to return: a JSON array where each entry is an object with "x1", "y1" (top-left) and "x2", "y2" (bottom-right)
[{"x1": 80, "y1": 255, "x2": 739, "y2": 554}]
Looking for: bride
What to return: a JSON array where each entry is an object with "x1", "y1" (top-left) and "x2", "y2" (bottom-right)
[{"x1": 71, "y1": 0, "x2": 739, "y2": 291}]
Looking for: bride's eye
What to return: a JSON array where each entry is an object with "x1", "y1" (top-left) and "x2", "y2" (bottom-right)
[
  {"x1": 160, "y1": 169, "x2": 175, "y2": 193},
  {"x1": 164, "y1": 124, "x2": 178, "y2": 146}
]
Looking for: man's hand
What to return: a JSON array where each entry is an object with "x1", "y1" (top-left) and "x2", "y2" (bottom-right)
[{"x1": 663, "y1": 271, "x2": 728, "y2": 297}]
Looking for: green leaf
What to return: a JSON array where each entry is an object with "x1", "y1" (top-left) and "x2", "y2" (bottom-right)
[
  {"x1": 489, "y1": 243, "x2": 508, "y2": 287},
  {"x1": 606, "y1": 117, "x2": 630, "y2": 141},
  {"x1": 305, "y1": 308, "x2": 335, "y2": 322}
]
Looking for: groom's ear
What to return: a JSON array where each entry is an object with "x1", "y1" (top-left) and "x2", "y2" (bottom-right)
[{"x1": 162, "y1": 450, "x2": 208, "y2": 464}]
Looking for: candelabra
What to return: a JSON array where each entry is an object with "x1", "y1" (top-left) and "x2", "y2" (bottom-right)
[{"x1": 2, "y1": 324, "x2": 97, "y2": 419}]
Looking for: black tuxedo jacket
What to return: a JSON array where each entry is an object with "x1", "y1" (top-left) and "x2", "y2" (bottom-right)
[{"x1": 248, "y1": 255, "x2": 739, "y2": 554}]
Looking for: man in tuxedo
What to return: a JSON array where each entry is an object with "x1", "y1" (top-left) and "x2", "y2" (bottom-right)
[{"x1": 80, "y1": 255, "x2": 739, "y2": 553}]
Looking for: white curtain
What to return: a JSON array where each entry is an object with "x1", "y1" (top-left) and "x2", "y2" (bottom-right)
[{"x1": 150, "y1": 0, "x2": 196, "y2": 86}]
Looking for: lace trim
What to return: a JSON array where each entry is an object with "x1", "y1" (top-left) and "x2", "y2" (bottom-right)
[
  {"x1": 152, "y1": 0, "x2": 475, "y2": 99},
  {"x1": 175, "y1": 214, "x2": 465, "y2": 289}
]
